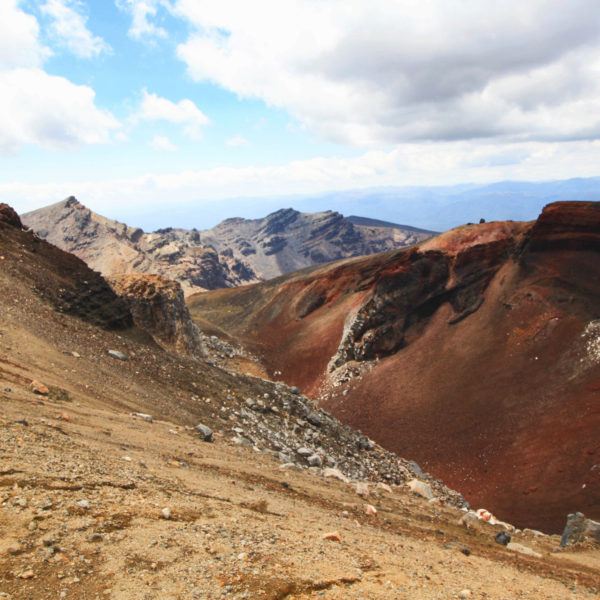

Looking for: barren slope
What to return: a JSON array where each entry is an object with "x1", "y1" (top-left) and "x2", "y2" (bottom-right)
[
  {"x1": 2, "y1": 203, "x2": 600, "y2": 599},
  {"x1": 189, "y1": 202, "x2": 600, "y2": 533}
]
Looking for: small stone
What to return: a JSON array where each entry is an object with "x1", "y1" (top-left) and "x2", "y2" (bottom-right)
[
  {"x1": 296, "y1": 447, "x2": 312, "y2": 457},
  {"x1": 76, "y1": 499, "x2": 90, "y2": 509},
  {"x1": 323, "y1": 531, "x2": 341, "y2": 542},
  {"x1": 30, "y1": 380, "x2": 49, "y2": 395},
  {"x1": 506, "y1": 542, "x2": 542, "y2": 558},
  {"x1": 195, "y1": 423, "x2": 214, "y2": 442},
  {"x1": 7, "y1": 543, "x2": 21, "y2": 555},
  {"x1": 89, "y1": 533, "x2": 103, "y2": 542},
  {"x1": 458, "y1": 590, "x2": 472, "y2": 599},
  {"x1": 18, "y1": 570, "x2": 35, "y2": 579},
  {"x1": 161, "y1": 507, "x2": 171, "y2": 519},
  {"x1": 41, "y1": 534, "x2": 58, "y2": 547},
  {"x1": 307, "y1": 454, "x2": 322, "y2": 467},
  {"x1": 495, "y1": 531, "x2": 511, "y2": 546},
  {"x1": 132, "y1": 412, "x2": 153, "y2": 423},
  {"x1": 59, "y1": 413, "x2": 70, "y2": 422},
  {"x1": 376, "y1": 482, "x2": 393, "y2": 493},
  {"x1": 323, "y1": 468, "x2": 349, "y2": 483},
  {"x1": 363, "y1": 504, "x2": 377, "y2": 516},
  {"x1": 108, "y1": 350, "x2": 127, "y2": 361},
  {"x1": 355, "y1": 482, "x2": 369, "y2": 498},
  {"x1": 406, "y1": 479, "x2": 434, "y2": 500},
  {"x1": 306, "y1": 411, "x2": 323, "y2": 427},
  {"x1": 122, "y1": 456, "x2": 132, "y2": 462}
]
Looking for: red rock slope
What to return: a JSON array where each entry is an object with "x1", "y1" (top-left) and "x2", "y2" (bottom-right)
[{"x1": 188, "y1": 202, "x2": 600, "y2": 532}]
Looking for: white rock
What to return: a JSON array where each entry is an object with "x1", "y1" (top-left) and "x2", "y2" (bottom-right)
[
  {"x1": 161, "y1": 507, "x2": 171, "y2": 520},
  {"x1": 507, "y1": 542, "x2": 542, "y2": 558},
  {"x1": 323, "y1": 468, "x2": 349, "y2": 483},
  {"x1": 406, "y1": 478, "x2": 434, "y2": 500}
]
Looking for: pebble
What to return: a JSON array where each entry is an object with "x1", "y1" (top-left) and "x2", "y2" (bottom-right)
[
  {"x1": 132, "y1": 412, "x2": 153, "y2": 423},
  {"x1": 18, "y1": 570, "x2": 35, "y2": 579},
  {"x1": 6, "y1": 543, "x2": 21, "y2": 555},
  {"x1": 364, "y1": 504, "x2": 377, "y2": 516},
  {"x1": 322, "y1": 531, "x2": 342, "y2": 542},
  {"x1": 307, "y1": 454, "x2": 322, "y2": 467},
  {"x1": 406, "y1": 478, "x2": 435, "y2": 500},
  {"x1": 355, "y1": 482, "x2": 369, "y2": 497},
  {"x1": 161, "y1": 507, "x2": 171, "y2": 519},
  {"x1": 323, "y1": 468, "x2": 349, "y2": 483},
  {"x1": 506, "y1": 542, "x2": 542, "y2": 558},
  {"x1": 458, "y1": 590, "x2": 472, "y2": 599},
  {"x1": 30, "y1": 380, "x2": 49, "y2": 395},
  {"x1": 76, "y1": 499, "x2": 90, "y2": 509},
  {"x1": 108, "y1": 350, "x2": 127, "y2": 361},
  {"x1": 196, "y1": 423, "x2": 214, "y2": 442}
]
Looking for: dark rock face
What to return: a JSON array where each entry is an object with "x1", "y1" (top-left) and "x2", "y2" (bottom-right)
[
  {"x1": 331, "y1": 236, "x2": 516, "y2": 368},
  {"x1": 0, "y1": 204, "x2": 132, "y2": 330},
  {"x1": 0, "y1": 204, "x2": 23, "y2": 228},
  {"x1": 109, "y1": 274, "x2": 205, "y2": 357}
]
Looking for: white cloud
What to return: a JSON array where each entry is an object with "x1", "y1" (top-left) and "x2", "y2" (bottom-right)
[
  {"x1": 225, "y1": 135, "x2": 250, "y2": 148},
  {"x1": 0, "y1": 0, "x2": 49, "y2": 69},
  {"x1": 116, "y1": 0, "x2": 169, "y2": 39},
  {"x1": 5, "y1": 140, "x2": 600, "y2": 217},
  {"x1": 172, "y1": 0, "x2": 600, "y2": 146},
  {"x1": 0, "y1": 2, "x2": 118, "y2": 153},
  {"x1": 40, "y1": 0, "x2": 110, "y2": 58},
  {"x1": 0, "y1": 68, "x2": 119, "y2": 154},
  {"x1": 137, "y1": 89, "x2": 210, "y2": 139},
  {"x1": 149, "y1": 134, "x2": 177, "y2": 151}
]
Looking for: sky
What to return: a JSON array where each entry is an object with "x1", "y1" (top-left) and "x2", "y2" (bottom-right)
[{"x1": 2, "y1": 0, "x2": 600, "y2": 228}]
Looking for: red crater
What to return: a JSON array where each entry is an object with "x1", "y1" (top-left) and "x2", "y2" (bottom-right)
[{"x1": 189, "y1": 202, "x2": 600, "y2": 532}]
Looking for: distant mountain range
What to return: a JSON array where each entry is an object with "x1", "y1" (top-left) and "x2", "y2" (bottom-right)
[
  {"x1": 94, "y1": 176, "x2": 600, "y2": 233},
  {"x1": 23, "y1": 197, "x2": 433, "y2": 295}
]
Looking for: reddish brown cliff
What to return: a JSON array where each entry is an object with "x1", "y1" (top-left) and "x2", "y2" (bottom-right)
[{"x1": 189, "y1": 202, "x2": 600, "y2": 532}]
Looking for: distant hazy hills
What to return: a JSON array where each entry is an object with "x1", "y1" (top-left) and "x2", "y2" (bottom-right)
[
  {"x1": 92, "y1": 176, "x2": 600, "y2": 233},
  {"x1": 23, "y1": 197, "x2": 433, "y2": 294}
]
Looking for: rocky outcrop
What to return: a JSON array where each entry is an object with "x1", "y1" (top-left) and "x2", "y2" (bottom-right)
[
  {"x1": 108, "y1": 274, "x2": 205, "y2": 358},
  {"x1": 0, "y1": 203, "x2": 23, "y2": 228},
  {"x1": 23, "y1": 198, "x2": 433, "y2": 295},
  {"x1": 560, "y1": 512, "x2": 600, "y2": 547},
  {"x1": 190, "y1": 202, "x2": 600, "y2": 533}
]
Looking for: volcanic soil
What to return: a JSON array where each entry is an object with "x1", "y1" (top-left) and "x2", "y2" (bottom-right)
[
  {"x1": 2, "y1": 204, "x2": 600, "y2": 599},
  {"x1": 188, "y1": 202, "x2": 600, "y2": 534}
]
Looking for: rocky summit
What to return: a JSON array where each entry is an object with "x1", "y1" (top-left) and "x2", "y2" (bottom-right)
[
  {"x1": 22, "y1": 197, "x2": 433, "y2": 295},
  {"x1": 189, "y1": 201, "x2": 600, "y2": 534},
  {"x1": 3, "y1": 201, "x2": 600, "y2": 599}
]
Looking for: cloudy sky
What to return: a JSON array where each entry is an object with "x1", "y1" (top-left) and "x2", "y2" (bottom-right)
[{"x1": 2, "y1": 0, "x2": 600, "y2": 226}]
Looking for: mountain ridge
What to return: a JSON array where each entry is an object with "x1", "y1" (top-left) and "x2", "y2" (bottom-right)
[{"x1": 23, "y1": 197, "x2": 433, "y2": 295}]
